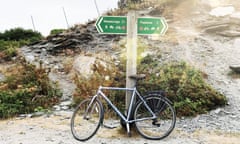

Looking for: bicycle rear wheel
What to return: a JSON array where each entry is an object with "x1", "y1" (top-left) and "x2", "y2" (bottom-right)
[
  {"x1": 71, "y1": 98, "x2": 103, "y2": 141},
  {"x1": 134, "y1": 94, "x2": 176, "y2": 140}
]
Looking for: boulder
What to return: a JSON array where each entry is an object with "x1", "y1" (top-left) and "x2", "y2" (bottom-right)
[
  {"x1": 229, "y1": 65, "x2": 240, "y2": 73},
  {"x1": 73, "y1": 56, "x2": 96, "y2": 77}
]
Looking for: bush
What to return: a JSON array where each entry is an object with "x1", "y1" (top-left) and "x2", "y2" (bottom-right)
[
  {"x1": 0, "y1": 90, "x2": 34, "y2": 118},
  {"x1": 50, "y1": 29, "x2": 66, "y2": 35},
  {"x1": 0, "y1": 60, "x2": 61, "y2": 119},
  {"x1": 73, "y1": 54, "x2": 227, "y2": 117},
  {"x1": 138, "y1": 56, "x2": 227, "y2": 116},
  {"x1": 0, "y1": 27, "x2": 43, "y2": 43},
  {"x1": 73, "y1": 59, "x2": 126, "y2": 113},
  {"x1": 0, "y1": 28, "x2": 43, "y2": 62}
]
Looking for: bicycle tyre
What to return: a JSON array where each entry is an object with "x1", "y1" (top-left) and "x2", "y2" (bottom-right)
[
  {"x1": 134, "y1": 94, "x2": 176, "y2": 140},
  {"x1": 71, "y1": 98, "x2": 103, "y2": 141}
]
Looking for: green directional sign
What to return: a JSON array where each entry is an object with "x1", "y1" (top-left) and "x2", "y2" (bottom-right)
[
  {"x1": 95, "y1": 16, "x2": 127, "y2": 34},
  {"x1": 137, "y1": 17, "x2": 168, "y2": 35}
]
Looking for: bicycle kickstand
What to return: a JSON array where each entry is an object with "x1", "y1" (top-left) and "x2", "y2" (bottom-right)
[{"x1": 126, "y1": 123, "x2": 132, "y2": 137}]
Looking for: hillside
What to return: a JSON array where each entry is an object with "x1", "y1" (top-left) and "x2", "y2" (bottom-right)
[{"x1": 1, "y1": 0, "x2": 240, "y2": 143}]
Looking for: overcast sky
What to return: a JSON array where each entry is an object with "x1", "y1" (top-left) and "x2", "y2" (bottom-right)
[{"x1": 0, "y1": 0, "x2": 118, "y2": 36}]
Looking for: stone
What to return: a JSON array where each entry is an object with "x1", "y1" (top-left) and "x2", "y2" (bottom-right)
[
  {"x1": 229, "y1": 65, "x2": 240, "y2": 73},
  {"x1": 25, "y1": 54, "x2": 35, "y2": 63},
  {"x1": 209, "y1": 6, "x2": 235, "y2": 17},
  {"x1": 73, "y1": 55, "x2": 96, "y2": 77},
  {"x1": 53, "y1": 105, "x2": 61, "y2": 111},
  {"x1": 0, "y1": 73, "x2": 5, "y2": 82},
  {"x1": 60, "y1": 101, "x2": 72, "y2": 106},
  {"x1": 60, "y1": 106, "x2": 69, "y2": 110}
]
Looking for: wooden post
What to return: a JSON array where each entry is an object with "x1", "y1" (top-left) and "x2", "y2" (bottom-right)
[
  {"x1": 126, "y1": 11, "x2": 138, "y2": 111},
  {"x1": 31, "y1": 15, "x2": 36, "y2": 32},
  {"x1": 62, "y1": 7, "x2": 70, "y2": 28}
]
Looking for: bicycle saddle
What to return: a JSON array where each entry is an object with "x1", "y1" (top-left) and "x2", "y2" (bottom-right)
[{"x1": 129, "y1": 74, "x2": 146, "y2": 80}]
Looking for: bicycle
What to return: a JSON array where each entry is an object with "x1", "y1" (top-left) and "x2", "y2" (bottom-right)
[{"x1": 71, "y1": 74, "x2": 176, "y2": 141}]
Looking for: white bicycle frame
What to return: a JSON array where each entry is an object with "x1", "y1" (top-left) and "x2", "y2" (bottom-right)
[{"x1": 88, "y1": 86, "x2": 157, "y2": 133}]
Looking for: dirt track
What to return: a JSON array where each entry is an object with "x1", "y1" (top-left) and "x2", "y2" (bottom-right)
[{"x1": 0, "y1": 111, "x2": 239, "y2": 144}]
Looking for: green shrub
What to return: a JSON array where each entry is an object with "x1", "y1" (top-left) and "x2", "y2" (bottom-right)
[
  {"x1": 0, "y1": 28, "x2": 43, "y2": 61},
  {"x1": 50, "y1": 29, "x2": 66, "y2": 35},
  {"x1": 0, "y1": 60, "x2": 61, "y2": 119},
  {"x1": 73, "y1": 54, "x2": 227, "y2": 117},
  {"x1": 138, "y1": 56, "x2": 227, "y2": 116},
  {"x1": 0, "y1": 27, "x2": 42, "y2": 43},
  {"x1": 0, "y1": 90, "x2": 33, "y2": 118},
  {"x1": 73, "y1": 59, "x2": 126, "y2": 113}
]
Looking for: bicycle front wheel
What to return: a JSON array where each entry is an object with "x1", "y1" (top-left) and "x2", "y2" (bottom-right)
[
  {"x1": 71, "y1": 98, "x2": 103, "y2": 141},
  {"x1": 134, "y1": 95, "x2": 176, "y2": 140}
]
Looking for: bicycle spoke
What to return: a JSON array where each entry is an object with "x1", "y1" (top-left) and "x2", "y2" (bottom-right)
[
  {"x1": 71, "y1": 99, "x2": 103, "y2": 141},
  {"x1": 134, "y1": 95, "x2": 176, "y2": 140}
]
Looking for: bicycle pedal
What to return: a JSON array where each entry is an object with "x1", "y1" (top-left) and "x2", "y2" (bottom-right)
[{"x1": 103, "y1": 124, "x2": 117, "y2": 129}]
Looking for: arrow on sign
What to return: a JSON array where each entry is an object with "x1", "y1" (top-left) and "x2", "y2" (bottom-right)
[
  {"x1": 137, "y1": 17, "x2": 168, "y2": 35},
  {"x1": 95, "y1": 16, "x2": 127, "y2": 34}
]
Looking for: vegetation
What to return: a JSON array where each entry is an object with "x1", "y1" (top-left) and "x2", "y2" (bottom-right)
[
  {"x1": 118, "y1": 0, "x2": 142, "y2": 8},
  {"x1": 73, "y1": 59, "x2": 126, "y2": 113},
  {"x1": 0, "y1": 27, "x2": 42, "y2": 42},
  {"x1": 49, "y1": 29, "x2": 66, "y2": 35},
  {"x1": 0, "y1": 0, "x2": 228, "y2": 119},
  {"x1": 73, "y1": 55, "x2": 227, "y2": 117},
  {"x1": 0, "y1": 28, "x2": 43, "y2": 61},
  {"x1": 138, "y1": 56, "x2": 227, "y2": 116},
  {"x1": 0, "y1": 60, "x2": 61, "y2": 119}
]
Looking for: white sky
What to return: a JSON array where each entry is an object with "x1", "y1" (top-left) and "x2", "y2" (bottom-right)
[{"x1": 0, "y1": 0, "x2": 118, "y2": 36}]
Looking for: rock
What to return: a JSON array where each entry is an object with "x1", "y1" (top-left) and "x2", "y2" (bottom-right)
[
  {"x1": 218, "y1": 30, "x2": 240, "y2": 37},
  {"x1": 229, "y1": 65, "x2": 240, "y2": 73},
  {"x1": 209, "y1": 6, "x2": 235, "y2": 17},
  {"x1": 231, "y1": 12, "x2": 240, "y2": 19},
  {"x1": 53, "y1": 105, "x2": 61, "y2": 111},
  {"x1": 72, "y1": 55, "x2": 108, "y2": 78},
  {"x1": 60, "y1": 100, "x2": 72, "y2": 105},
  {"x1": 0, "y1": 73, "x2": 5, "y2": 82},
  {"x1": 25, "y1": 54, "x2": 35, "y2": 63},
  {"x1": 214, "y1": 108, "x2": 222, "y2": 114},
  {"x1": 61, "y1": 106, "x2": 69, "y2": 110},
  {"x1": 30, "y1": 112, "x2": 45, "y2": 118},
  {"x1": 73, "y1": 55, "x2": 96, "y2": 77}
]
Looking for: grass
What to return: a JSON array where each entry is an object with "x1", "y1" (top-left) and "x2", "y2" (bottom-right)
[{"x1": 72, "y1": 53, "x2": 227, "y2": 118}]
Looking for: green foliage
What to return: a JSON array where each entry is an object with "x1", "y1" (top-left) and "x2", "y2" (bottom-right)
[
  {"x1": 0, "y1": 90, "x2": 34, "y2": 118},
  {"x1": 73, "y1": 59, "x2": 126, "y2": 113},
  {"x1": 0, "y1": 28, "x2": 43, "y2": 61},
  {"x1": 0, "y1": 40, "x2": 19, "y2": 60},
  {"x1": 138, "y1": 56, "x2": 227, "y2": 116},
  {"x1": 0, "y1": 27, "x2": 43, "y2": 43},
  {"x1": 73, "y1": 54, "x2": 227, "y2": 117},
  {"x1": 50, "y1": 29, "x2": 66, "y2": 35},
  {"x1": 0, "y1": 60, "x2": 61, "y2": 119}
]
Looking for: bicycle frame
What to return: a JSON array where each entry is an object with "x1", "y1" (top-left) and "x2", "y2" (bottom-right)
[
  {"x1": 89, "y1": 86, "x2": 157, "y2": 125},
  {"x1": 71, "y1": 81, "x2": 176, "y2": 141}
]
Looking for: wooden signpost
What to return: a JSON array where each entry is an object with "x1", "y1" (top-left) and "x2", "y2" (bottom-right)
[{"x1": 96, "y1": 11, "x2": 168, "y2": 109}]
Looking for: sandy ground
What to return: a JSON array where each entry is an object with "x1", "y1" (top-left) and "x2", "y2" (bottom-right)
[{"x1": 0, "y1": 112, "x2": 239, "y2": 144}]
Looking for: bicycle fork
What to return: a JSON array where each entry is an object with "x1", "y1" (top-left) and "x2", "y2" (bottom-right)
[{"x1": 83, "y1": 95, "x2": 100, "y2": 120}]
